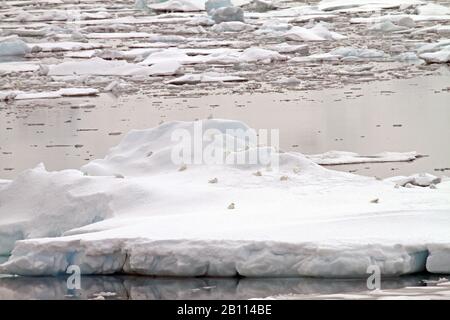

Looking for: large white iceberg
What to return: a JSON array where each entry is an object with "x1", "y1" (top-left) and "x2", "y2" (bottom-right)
[{"x1": 0, "y1": 120, "x2": 449, "y2": 278}]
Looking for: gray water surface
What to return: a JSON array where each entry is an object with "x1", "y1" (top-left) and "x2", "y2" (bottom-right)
[{"x1": 1, "y1": 73, "x2": 449, "y2": 180}]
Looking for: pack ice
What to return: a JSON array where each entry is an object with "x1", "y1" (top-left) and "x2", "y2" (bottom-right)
[{"x1": 1, "y1": 120, "x2": 450, "y2": 278}]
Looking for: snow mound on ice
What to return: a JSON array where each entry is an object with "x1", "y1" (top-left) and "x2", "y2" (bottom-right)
[
  {"x1": 0, "y1": 120, "x2": 450, "y2": 277},
  {"x1": 82, "y1": 119, "x2": 293, "y2": 176}
]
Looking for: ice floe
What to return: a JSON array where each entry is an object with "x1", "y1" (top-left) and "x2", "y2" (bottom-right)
[
  {"x1": 283, "y1": 24, "x2": 346, "y2": 41},
  {"x1": 0, "y1": 36, "x2": 30, "y2": 56},
  {"x1": 12, "y1": 88, "x2": 98, "y2": 100},
  {"x1": 419, "y1": 47, "x2": 450, "y2": 63},
  {"x1": 28, "y1": 41, "x2": 105, "y2": 52},
  {"x1": 0, "y1": 120, "x2": 449, "y2": 277},
  {"x1": 318, "y1": 0, "x2": 425, "y2": 12},
  {"x1": 385, "y1": 173, "x2": 442, "y2": 187},
  {"x1": 211, "y1": 6, "x2": 245, "y2": 23},
  {"x1": 166, "y1": 72, "x2": 246, "y2": 84},
  {"x1": 306, "y1": 151, "x2": 420, "y2": 165},
  {"x1": 211, "y1": 21, "x2": 254, "y2": 32},
  {"x1": 0, "y1": 61, "x2": 40, "y2": 74},
  {"x1": 416, "y1": 3, "x2": 450, "y2": 16},
  {"x1": 47, "y1": 57, "x2": 161, "y2": 76},
  {"x1": 148, "y1": 0, "x2": 250, "y2": 12}
]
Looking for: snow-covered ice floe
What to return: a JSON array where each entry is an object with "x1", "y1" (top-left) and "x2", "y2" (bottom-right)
[
  {"x1": 148, "y1": 0, "x2": 251, "y2": 12},
  {"x1": 0, "y1": 120, "x2": 450, "y2": 278},
  {"x1": 166, "y1": 72, "x2": 247, "y2": 84},
  {"x1": 291, "y1": 47, "x2": 387, "y2": 62},
  {"x1": 0, "y1": 88, "x2": 99, "y2": 100},
  {"x1": 283, "y1": 23, "x2": 347, "y2": 41},
  {"x1": 47, "y1": 57, "x2": 181, "y2": 76}
]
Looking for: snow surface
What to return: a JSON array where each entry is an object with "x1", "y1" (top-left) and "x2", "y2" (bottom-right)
[
  {"x1": 0, "y1": 120, "x2": 449, "y2": 277},
  {"x1": 48, "y1": 57, "x2": 165, "y2": 76},
  {"x1": 166, "y1": 72, "x2": 247, "y2": 84}
]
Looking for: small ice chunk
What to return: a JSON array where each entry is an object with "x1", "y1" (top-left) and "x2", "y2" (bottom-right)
[
  {"x1": 238, "y1": 47, "x2": 286, "y2": 63},
  {"x1": 368, "y1": 20, "x2": 409, "y2": 33},
  {"x1": 396, "y1": 52, "x2": 422, "y2": 62},
  {"x1": 211, "y1": 21, "x2": 254, "y2": 32},
  {"x1": 386, "y1": 173, "x2": 442, "y2": 187},
  {"x1": 283, "y1": 23, "x2": 346, "y2": 41},
  {"x1": 397, "y1": 17, "x2": 415, "y2": 28},
  {"x1": 166, "y1": 72, "x2": 246, "y2": 84},
  {"x1": 248, "y1": 0, "x2": 277, "y2": 12},
  {"x1": 206, "y1": 0, "x2": 233, "y2": 14},
  {"x1": 420, "y1": 47, "x2": 450, "y2": 63},
  {"x1": 147, "y1": 60, "x2": 184, "y2": 76},
  {"x1": 135, "y1": 0, "x2": 149, "y2": 10},
  {"x1": 0, "y1": 37, "x2": 31, "y2": 56},
  {"x1": 416, "y1": 3, "x2": 450, "y2": 16},
  {"x1": 149, "y1": 0, "x2": 205, "y2": 12},
  {"x1": 211, "y1": 6, "x2": 244, "y2": 23},
  {"x1": 307, "y1": 151, "x2": 419, "y2": 165},
  {"x1": 266, "y1": 43, "x2": 309, "y2": 55},
  {"x1": 329, "y1": 47, "x2": 386, "y2": 59}
]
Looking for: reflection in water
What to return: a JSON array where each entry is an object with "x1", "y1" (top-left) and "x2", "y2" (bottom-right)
[{"x1": 0, "y1": 274, "x2": 441, "y2": 300}]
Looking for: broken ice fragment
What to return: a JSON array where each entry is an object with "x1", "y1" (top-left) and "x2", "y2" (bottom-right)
[{"x1": 211, "y1": 6, "x2": 244, "y2": 23}]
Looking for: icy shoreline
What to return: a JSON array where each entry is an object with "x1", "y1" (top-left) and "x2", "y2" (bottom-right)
[{"x1": 0, "y1": 119, "x2": 449, "y2": 278}]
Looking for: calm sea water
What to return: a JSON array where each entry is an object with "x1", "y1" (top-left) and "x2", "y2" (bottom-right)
[{"x1": 1, "y1": 73, "x2": 449, "y2": 180}]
